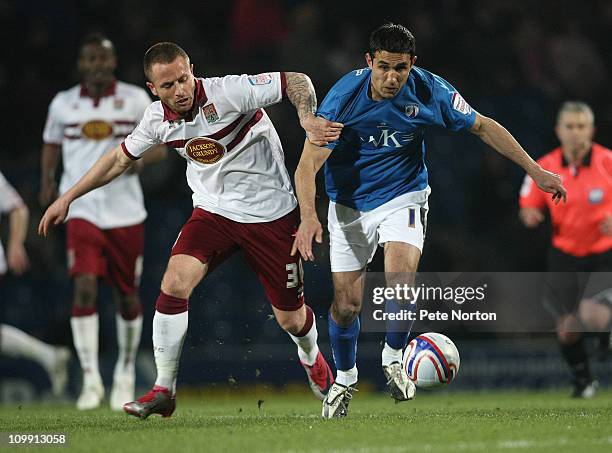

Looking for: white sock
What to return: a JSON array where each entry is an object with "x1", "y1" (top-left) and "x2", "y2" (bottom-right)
[
  {"x1": 0, "y1": 323, "x2": 56, "y2": 371},
  {"x1": 381, "y1": 342, "x2": 403, "y2": 367},
  {"x1": 288, "y1": 319, "x2": 319, "y2": 366},
  {"x1": 336, "y1": 365, "x2": 358, "y2": 387},
  {"x1": 153, "y1": 310, "x2": 188, "y2": 394},
  {"x1": 114, "y1": 314, "x2": 143, "y2": 379},
  {"x1": 71, "y1": 314, "x2": 101, "y2": 385}
]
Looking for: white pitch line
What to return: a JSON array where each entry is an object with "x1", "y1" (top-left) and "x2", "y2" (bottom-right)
[{"x1": 277, "y1": 436, "x2": 612, "y2": 453}]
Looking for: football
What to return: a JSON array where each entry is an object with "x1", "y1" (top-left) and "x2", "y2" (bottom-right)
[{"x1": 403, "y1": 332, "x2": 460, "y2": 389}]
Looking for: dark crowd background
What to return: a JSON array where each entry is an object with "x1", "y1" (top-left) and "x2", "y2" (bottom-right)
[{"x1": 1, "y1": 0, "x2": 611, "y2": 395}]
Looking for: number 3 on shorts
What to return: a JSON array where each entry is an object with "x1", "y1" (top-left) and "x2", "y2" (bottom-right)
[{"x1": 286, "y1": 261, "x2": 304, "y2": 288}]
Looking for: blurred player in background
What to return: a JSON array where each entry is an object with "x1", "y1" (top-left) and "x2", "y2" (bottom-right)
[
  {"x1": 292, "y1": 23, "x2": 566, "y2": 418},
  {"x1": 39, "y1": 33, "x2": 166, "y2": 410},
  {"x1": 519, "y1": 101, "x2": 612, "y2": 398},
  {"x1": 40, "y1": 42, "x2": 342, "y2": 419},
  {"x1": 0, "y1": 170, "x2": 70, "y2": 396}
]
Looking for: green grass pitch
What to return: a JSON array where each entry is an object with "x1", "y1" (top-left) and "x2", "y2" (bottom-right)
[{"x1": 1, "y1": 389, "x2": 611, "y2": 452}]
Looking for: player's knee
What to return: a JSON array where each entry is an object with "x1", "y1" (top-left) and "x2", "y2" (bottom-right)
[
  {"x1": 116, "y1": 292, "x2": 142, "y2": 320},
  {"x1": 557, "y1": 323, "x2": 581, "y2": 344},
  {"x1": 558, "y1": 330, "x2": 582, "y2": 344},
  {"x1": 277, "y1": 315, "x2": 303, "y2": 335},
  {"x1": 160, "y1": 269, "x2": 192, "y2": 299},
  {"x1": 160, "y1": 256, "x2": 206, "y2": 299},
  {"x1": 334, "y1": 286, "x2": 361, "y2": 308},
  {"x1": 332, "y1": 298, "x2": 361, "y2": 325},
  {"x1": 556, "y1": 314, "x2": 581, "y2": 344},
  {"x1": 117, "y1": 293, "x2": 139, "y2": 308},
  {"x1": 578, "y1": 300, "x2": 610, "y2": 331},
  {"x1": 73, "y1": 275, "x2": 97, "y2": 308}
]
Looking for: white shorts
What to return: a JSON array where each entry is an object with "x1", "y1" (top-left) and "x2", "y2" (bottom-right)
[{"x1": 328, "y1": 188, "x2": 430, "y2": 272}]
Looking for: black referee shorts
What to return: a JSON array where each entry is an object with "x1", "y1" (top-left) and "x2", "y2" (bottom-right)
[{"x1": 543, "y1": 247, "x2": 612, "y2": 317}]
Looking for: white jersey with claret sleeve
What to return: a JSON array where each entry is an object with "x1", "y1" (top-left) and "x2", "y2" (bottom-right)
[
  {"x1": 121, "y1": 72, "x2": 297, "y2": 223},
  {"x1": 0, "y1": 170, "x2": 24, "y2": 275},
  {"x1": 43, "y1": 81, "x2": 151, "y2": 229}
]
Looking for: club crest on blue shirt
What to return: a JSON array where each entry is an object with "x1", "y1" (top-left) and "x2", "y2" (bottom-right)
[
  {"x1": 588, "y1": 188, "x2": 604, "y2": 204},
  {"x1": 202, "y1": 103, "x2": 219, "y2": 124},
  {"x1": 404, "y1": 103, "x2": 419, "y2": 118}
]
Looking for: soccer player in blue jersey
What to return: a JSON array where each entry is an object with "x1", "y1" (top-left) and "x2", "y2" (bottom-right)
[{"x1": 291, "y1": 23, "x2": 567, "y2": 418}]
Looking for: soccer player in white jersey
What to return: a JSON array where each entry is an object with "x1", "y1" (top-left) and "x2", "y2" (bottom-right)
[
  {"x1": 40, "y1": 41, "x2": 343, "y2": 418},
  {"x1": 292, "y1": 23, "x2": 566, "y2": 418},
  {"x1": 39, "y1": 33, "x2": 166, "y2": 411},
  {"x1": 0, "y1": 170, "x2": 71, "y2": 396}
]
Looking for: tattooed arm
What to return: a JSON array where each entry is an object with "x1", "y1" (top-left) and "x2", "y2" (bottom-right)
[
  {"x1": 284, "y1": 72, "x2": 343, "y2": 146},
  {"x1": 284, "y1": 72, "x2": 317, "y2": 122}
]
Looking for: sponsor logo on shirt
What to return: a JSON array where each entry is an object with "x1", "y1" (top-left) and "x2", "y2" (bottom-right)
[
  {"x1": 405, "y1": 103, "x2": 419, "y2": 118},
  {"x1": 81, "y1": 120, "x2": 113, "y2": 140},
  {"x1": 451, "y1": 92, "x2": 472, "y2": 115},
  {"x1": 363, "y1": 124, "x2": 415, "y2": 148},
  {"x1": 588, "y1": 188, "x2": 604, "y2": 204},
  {"x1": 113, "y1": 98, "x2": 124, "y2": 110},
  {"x1": 202, "y1": 103, "x2": 220, "y2": 124},
  {"x1": 248, "y1": 74, "x2": 273, "y2": 85},
  {"x1": 185, "y1": 137, "x2": 226, "y2": 164}
]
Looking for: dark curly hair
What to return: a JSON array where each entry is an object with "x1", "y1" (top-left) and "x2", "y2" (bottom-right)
[{"x1": 368, "y1": 23, "x2": 416, "y2": 58}]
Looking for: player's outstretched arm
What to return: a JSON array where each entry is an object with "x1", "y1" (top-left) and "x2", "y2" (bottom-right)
[
  {"x1": 38, "y1": 146, "x2": 133, "y2": 236},
  {"x1": 284, "y1": 72, "x2": 343, "y2": 146},
  {"x1": 470, "y1": 112, "x2": 566, "y2": 204},
  {"x1": 292, "y1": 139, "x2": 333, "y2": 261}
]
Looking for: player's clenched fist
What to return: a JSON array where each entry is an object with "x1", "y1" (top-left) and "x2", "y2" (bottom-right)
[
  {"x1": 291, "y1": 217, "x2": 323, "y2": 261},
  {"x1": 38, "y1": 196, "x2": 70, "y2": 236}
]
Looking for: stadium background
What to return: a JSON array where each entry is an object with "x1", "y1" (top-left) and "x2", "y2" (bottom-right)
[{"x1": 1, "y1": 0, "x2": 611, "y2": 400}]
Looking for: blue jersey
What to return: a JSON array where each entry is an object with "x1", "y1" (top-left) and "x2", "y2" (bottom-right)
[{"x1": 317, "y1": 66, "x2": 476, "y2": 211}]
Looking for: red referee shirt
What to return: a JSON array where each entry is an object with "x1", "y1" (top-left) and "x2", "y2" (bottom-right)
[{"x1": 519, "y1": 143, "x2": 612, "y2": 257}]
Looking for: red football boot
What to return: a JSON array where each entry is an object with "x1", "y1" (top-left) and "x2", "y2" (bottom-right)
[
  {"x1": 123, "y1": 386, "x2": 175, "y2": 419},
  {"x1": 301, "y1": 351, "x2": 335, "y2": 401}
]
